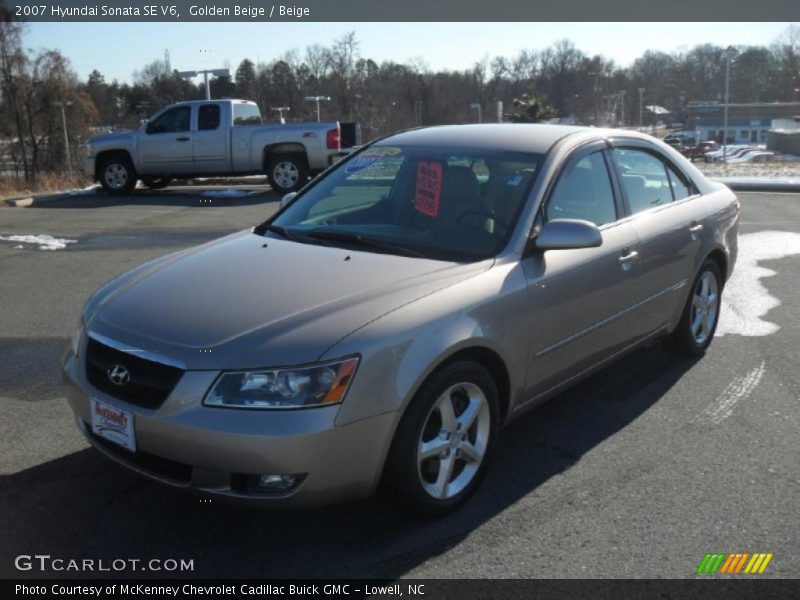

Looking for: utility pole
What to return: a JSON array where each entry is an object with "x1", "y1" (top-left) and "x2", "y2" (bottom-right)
[
  {"x1": 723, "y1": 47, "x2": 737, "y2": 163},
  {"x1": 638, "y1": 87, "x2": 645, "y2": 130},
  {"x1": 53, "y1": 101, "x2": 73, "y2": 180},
  {"x1": 619, "y1": 90, "x2": 626, "y2": 127},
  {"x1": 178, "y1": 68, "x2": 230, "y2": 100},
  {"x1": 304, "y1": 96, "x2": 331, "y2": 122},
  {"x1": 589, "y1": 71, "x2": 602, "y2": 125}
]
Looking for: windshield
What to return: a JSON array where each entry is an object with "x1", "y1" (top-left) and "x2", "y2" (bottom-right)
[{"x1": 266, "y1": 144, "x2": 542, "y2": 261}]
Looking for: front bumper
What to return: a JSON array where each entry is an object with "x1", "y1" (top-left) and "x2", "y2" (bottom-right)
[{"x1": 63, "y1": 351, "x2": 397, "y2": 508}]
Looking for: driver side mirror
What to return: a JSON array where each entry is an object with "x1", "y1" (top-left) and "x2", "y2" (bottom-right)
[
  {"x1": 534, "y1": 218, "x2": 602, "y2": 251},
  {"x1": 280, "y1": 192, "x2": 297, "y2": 208}
]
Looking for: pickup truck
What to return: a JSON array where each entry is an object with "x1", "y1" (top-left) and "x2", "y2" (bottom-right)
[{"x1": 83, "y1": 99, "x2": 345, "y2": 194}]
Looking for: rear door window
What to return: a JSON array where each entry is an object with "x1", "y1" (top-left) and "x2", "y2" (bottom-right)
[
  {"x1": 198, "y1": 104, "x2": 221, "y2": 130},
  {"x1": 611, "y1": 148, "x2": 673, "y2": 214}
]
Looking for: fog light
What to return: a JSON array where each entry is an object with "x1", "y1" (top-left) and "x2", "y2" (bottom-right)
[{"x1": 248, "y1": 473, "x2": 305, "y2": 493}]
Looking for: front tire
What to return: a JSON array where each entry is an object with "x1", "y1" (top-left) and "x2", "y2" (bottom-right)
[
  {"x1": 266, "y1": 154, "x2": 308, "y2": 194},
  {"x1": 99, "y1": 155, "x2": 136, "y2": 195},
  {"x1": 381, "y1": 360, "x2": 500, "y2": 517},
  {"x1": 667, "y1": 259, "x2": 722, "y2": 356}
]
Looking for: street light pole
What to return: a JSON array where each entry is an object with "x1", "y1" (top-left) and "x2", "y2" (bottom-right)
[
  {"x1": 177, "y1": 68, "x2": 230, "y2": 100},
  {"x1": 470, "y1": 102, "x2": 482, "y2": 123},
  {"x1": 722, "y1": 48, "x2": 736, "y2": 164},
  {"x1": 271, "y1": 106, "x2": 290, "y2": 124},
  {"x1": 638, "y1": 87, "x2": 645, "y2": 130},
  {"x1": 53, "y1": 101, "x2": 73, "y2": 180},
  {"x1": 304, "y1": 96, "x2": 331, "y2": 122}
]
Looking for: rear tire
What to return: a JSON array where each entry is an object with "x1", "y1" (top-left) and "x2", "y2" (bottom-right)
[
  {"x1": 381, "y1": 360, "x2": 500, "y2": 517},
  {"x1": 666, "y1": 260, "x2": 722, "y2": 356},
  {"x1": 266, "y1": 154, "x2": 308, "y2": 194},
  {"x1": 99, "y1": 155, "x2": 136, "y2": 195},
  {"x1": 141, "y1": 177, "x2": 171, "y2": 190}
]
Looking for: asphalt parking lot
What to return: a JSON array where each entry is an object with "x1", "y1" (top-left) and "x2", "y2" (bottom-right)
[{"x1": 0, "y1": 188, "x2": 798, "y2": 579}]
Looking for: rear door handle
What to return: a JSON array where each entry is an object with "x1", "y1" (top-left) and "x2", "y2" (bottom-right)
[
  {"x1": 689, "y1": 221, "x2": 704, "y2": 239},
  {"x1": 176, "y1": 136, "x2": 190, "y2": 142}
]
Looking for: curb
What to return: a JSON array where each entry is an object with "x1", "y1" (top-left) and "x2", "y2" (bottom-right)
[{"x1": 3, "y1": 191, "x2": 78, "y2": 208}]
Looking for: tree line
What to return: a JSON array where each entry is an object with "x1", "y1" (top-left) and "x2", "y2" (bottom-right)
[{"x1": 2, "y1": 17, "x2": 800, "y2": 183}]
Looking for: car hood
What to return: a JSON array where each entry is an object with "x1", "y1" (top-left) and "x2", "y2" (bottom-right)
[
  {"x1": 89, "y1": 130, "x2": 136, "y2": 147},
  {"x1": 88, "y1": 231, "x2": 492, "y2": 369}
]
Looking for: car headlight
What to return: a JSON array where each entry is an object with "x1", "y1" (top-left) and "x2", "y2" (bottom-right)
[{"x1": 204, "y1": 357, "x2": 359, "y2": 409}]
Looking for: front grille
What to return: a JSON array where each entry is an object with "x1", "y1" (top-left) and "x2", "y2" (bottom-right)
[
  {"x1": 86, "y1": 424, "x2": 192, "y2": 484},
  {"x1": 85, "y1": 337, "x2": 184, "y2": 409}
]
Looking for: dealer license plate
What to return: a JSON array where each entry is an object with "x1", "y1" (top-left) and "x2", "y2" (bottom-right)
[{"x1": 90, "y1": 398, "x2": 136, "y2": 452}]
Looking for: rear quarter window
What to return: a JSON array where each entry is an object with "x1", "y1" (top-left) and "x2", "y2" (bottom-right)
[{"x1": 233, "y1": 103, "x2": 262, "y2": 126}]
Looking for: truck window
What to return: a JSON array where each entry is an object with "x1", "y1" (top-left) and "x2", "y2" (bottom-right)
[
  {"x1": 233, "y1": 103, "x2": 262, "y2": 126},
  {"x1": 198, "y1": 104, "x2": 221, "y2": 130},
  {"x1": 146, "y1": 106, "x2": 191, "y2": 134}
]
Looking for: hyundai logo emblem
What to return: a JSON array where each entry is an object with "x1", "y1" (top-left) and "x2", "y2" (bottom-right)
[{"x1": 106, "y1": 364, "x2": 130, "y2": 386}]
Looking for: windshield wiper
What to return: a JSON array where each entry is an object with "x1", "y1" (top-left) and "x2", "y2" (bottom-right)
[
  {"x1": 305, "y1": 229, "x2": 426, "y2": 258},
  {"x1": 261, "y1": 224, "x2": 296, "y2": 240}
]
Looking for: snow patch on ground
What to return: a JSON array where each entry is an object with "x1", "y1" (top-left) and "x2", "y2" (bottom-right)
[
  {"x1": 67, "y1": 184, "x2": 100, "y2": 196},
  {"x1": 0, "y1": 234, "x2": 78, "y2": 250},
  {"x1": 717, "y1": 231, "x2": 800, "y2": 337}
]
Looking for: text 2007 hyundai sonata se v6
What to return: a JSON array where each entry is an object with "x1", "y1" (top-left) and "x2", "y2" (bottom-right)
[{"x1": 63, "y1": 124, "x2": 739, "y2": 515}]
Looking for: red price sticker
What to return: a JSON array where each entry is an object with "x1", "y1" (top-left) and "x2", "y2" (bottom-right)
[{"x1": 414, "y1": 161, "x2": 443, "y2": 217}]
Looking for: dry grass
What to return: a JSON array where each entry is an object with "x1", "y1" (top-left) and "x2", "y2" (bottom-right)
[{"x1": 0, "y1": 173, "x2": 93, "y2": 201}]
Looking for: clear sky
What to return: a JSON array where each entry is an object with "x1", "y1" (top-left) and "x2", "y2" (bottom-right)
[{"x1": 23, "y1": 22, "x2": 794, "y2": 84}]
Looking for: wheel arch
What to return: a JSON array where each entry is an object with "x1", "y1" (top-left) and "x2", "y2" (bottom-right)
[
  {"x1": 94, "y1": 149, "x2": 136, "y2": 180},
  {"x1": 411, "y1": 344, "x2": 512, "y2": 427},
  {"x1": 263, "y1": 143, "x2": 309, "y2": 169},
  {"x1": 706, "y1": 247, "x2": 729, "y2": 285}
]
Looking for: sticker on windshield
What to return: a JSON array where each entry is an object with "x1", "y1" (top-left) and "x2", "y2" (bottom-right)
[
  {"x1": 345, "y1": 154, "x2": 383, "y2": 174},
  {"x1": 414, "y1": 161, "x2": 443, "y2": 217}
]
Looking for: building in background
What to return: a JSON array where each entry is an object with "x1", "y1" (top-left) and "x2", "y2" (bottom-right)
[{"x1": 686, "y1": 102, "x2": 800, "y2": 145}]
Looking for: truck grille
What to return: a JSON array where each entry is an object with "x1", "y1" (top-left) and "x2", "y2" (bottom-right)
[{"x1": 85, "y1": 337, "x2": 184, "y2": 409}]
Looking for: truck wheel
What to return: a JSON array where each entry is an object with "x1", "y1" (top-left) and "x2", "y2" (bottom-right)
[
  {"x1": 99, "y1": 155, "x2": 136, "y2": 195},
  {"x1": 266, "y1": 155, "x2": 308, "y2": 194},
  {"x1": 142, "y1": 177, "x2": 172, "y2": 190}
]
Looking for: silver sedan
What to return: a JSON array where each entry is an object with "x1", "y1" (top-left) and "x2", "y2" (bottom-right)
[{"x1": 63, "y1": 124, "x2": 739, "y2": 515}]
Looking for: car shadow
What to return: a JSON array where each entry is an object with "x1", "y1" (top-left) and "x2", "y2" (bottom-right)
[
  {"x1": 0, "y1": 342, "x2": 699, "y2": 579},
  {"x1": 29, "y1": 187, "x2": 281, "y2": 209}
]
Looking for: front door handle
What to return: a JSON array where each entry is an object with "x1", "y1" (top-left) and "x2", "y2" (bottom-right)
[
  {"x1": 618, "y1": 248, "x2": 639, "y2": 271},
  {"x1": 176, "y1": 136, "x2": 190, "y2": 142}
]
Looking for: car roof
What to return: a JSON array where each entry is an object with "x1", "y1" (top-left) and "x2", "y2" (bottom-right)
[{"x1": 380, "y1": 123, "x2": 591, "y2": 154}]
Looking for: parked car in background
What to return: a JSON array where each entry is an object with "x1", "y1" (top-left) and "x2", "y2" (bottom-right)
[
  {"x1": 664, "y1": 132, "x2": 696, "y2": 147},
  {"x1": 681, "y1": 140, "x2": 720, "y2": 161},
  {"x1": 84, "y1": 99, "x2": 351, "y2": 194},
  {"x1": 704, "y1": 145, "x2": 755, "y2": 163},
  {"x1": 65, "y1": 124, "x2": 739, "y2": 515},
  {"x1": 726, "y1": 149, "x2": 775, "y2": 163}
]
